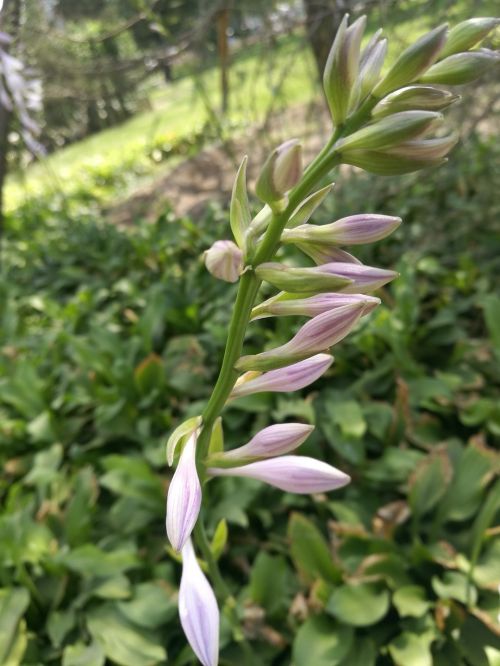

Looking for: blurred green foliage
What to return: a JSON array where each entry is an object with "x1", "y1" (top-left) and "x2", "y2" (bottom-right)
[{"x1": 1, "y1": 132, "x2": 499, "y2": 665}]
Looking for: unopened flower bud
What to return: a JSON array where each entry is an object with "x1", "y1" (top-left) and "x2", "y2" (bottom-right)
[
  {"x1": 420, "y1": 49, "x2": 500, "y2": 85},
  {"x1": 251, "y1": 292, "x2": 380, "y2": 320},
  {"x1": 440, "y1": 18, "x2": 500, "y2": 59},
  {"x1": 337, "y1": 111, "x2": 443, "y2": 152},
  {"x1": 166, "y1": 432, "x2": 202, "y2": 552},
  {"x1": 323, "y1": 14, "x2": 366, "y2": 125},
  {"x1": 282, "y1": 214, "x2": 401, "y2": 246},
  {"x1": 356, "y1": 36, "x2": 388, "y2": 102},
  {"x1": 320, "y1": 261, "x2": 398, "y2": 293},
  {"x1": 255, "y1": 139, "x2": 302, "y2": 205},
  {"x1": 385, "y1": 133, "x2": 459, "y2": 160},
  {"x1": 208, "y1": 456, "x2": 350, "y2": 494},
  {"x1": 204, "y1": 240, "x2": 243, "y2": 283},
  {"x1": 256, "y1": 262, "x2": 353, "y2": 293},
  {"x1": 179, "y1": 539, "x2": 219, "y2": 666},
  {"x1": 373, "y1": 24, "x2": 448, "y2": 97},
  {"x1": 372, "y1": 85, "x2": 459, "y2": 118},
  {"x1": 230, "y1": 354, "x2": 333, "y2": 399},
  {"x1": 237, "y1": 301, "x2": 369, "y2": 371},
  {"x1": 210, "y1": 423, "x2": 314, "y2": 466},
  {"x1": 230, "y1": 156, "x2": 251, "y2": 251},
  {"x1": 295, "y1": 243, "x2": 362, "y2": 265},
  {"x1": 287, "y1": 183, "x2": 334, "y2": 228},
  {"x1": 343, "y1": 149, "x2": 446, "y2": 175}
]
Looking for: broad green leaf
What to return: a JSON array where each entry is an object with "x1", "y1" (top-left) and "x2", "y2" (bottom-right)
[
  {"x1": 62, "y1": 641, "x2": 105, "y2": 666},
  {"x1": 134, "y1": 354, "x2": 165, "y2": 396},
  {"x1": 56, "y1": 544, "x2": 139, "y2": 578},
  {"x1": 328, "y1": 400, "x2": 367, "y2": 439},
  {"x1": 288, "y1": 513, "x2": 341, "y2": 584},
  {"x1": 393, "y1": 586, "x2": 431, "y2": 617},
  {"x1": 248, "y1": 552, "x2": 290, "y2": 618},
  {"x1": 389, "y1": 631, "x2": 435, "y2": 666},
  {"x1": 326, "y1": 582, "x2": 390, "y2": 626},
  {"x1": 409, "y1": 450, "x2": 451, "y2": 518},
  {"x1": 47, "y1": 609, "x2": 76, "y2": 648},
  {"x1": 483, "y1": 294, "x2": 500, "y2": 355},
  {"x1": 339, "y1": 638, "x2": 376, "y2": 666},
  {"x1": 293, "y1": 615, "x2": 353, "y2": 666},
  {"x1": 432, "y1": 571, "x2": 477, "y2": 606},
  {"x1": 117, "y1": 582, "x2": 176, "y2": 629},
  {"x1": 87, "y1": 604, "x2": 166, "y2": 666},
  {"x1": 0, "y1": 587, "x2": 30, "y2": 665},
  {"x1": 470, "y1": 479, "x2": 500, "y2": 565}
]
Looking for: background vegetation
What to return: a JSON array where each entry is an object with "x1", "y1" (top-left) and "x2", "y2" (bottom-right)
[{"x1": 0, "y1": 1, "x2": 499, "y2": 665}]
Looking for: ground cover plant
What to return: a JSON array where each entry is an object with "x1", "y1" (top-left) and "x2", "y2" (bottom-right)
[{"x1": 1, "y1": 9, "x2": 500, "y2": 666}]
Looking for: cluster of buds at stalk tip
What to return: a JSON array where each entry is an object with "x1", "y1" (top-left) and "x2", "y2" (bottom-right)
[{"x1": 166, "y1": 15, "x2": 499, "y2": 665}]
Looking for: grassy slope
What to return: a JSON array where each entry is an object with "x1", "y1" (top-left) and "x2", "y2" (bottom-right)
[{"x1": 5, "y1": 0, "x2": 496, "y2": 209}]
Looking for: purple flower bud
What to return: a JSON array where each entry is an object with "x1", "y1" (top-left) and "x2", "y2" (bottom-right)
[
  {"x1": 282, "y1": 214, "x2": 401, "y2": 246},
  {"x1": 166, "y1": 432, "x2": 202, "y2": 552},
  {"x1": 204, "y1": 240, "x2": 243, "y2": 283},
  {"x1": 420, "y1": 49, "x2": 500, "y2": 85},
  {"x1": 321, "y1": 262, "x2": 398, "y2": 293},
  {"x1": 179, "y1": 539, "x2": 219, "y2": 666},
  {"x1": 218, "y1": 423, "x2": 314, "y2": 463},
  {"x1": 386, "y1": 133, "x2": 459, "y2": 160},
  {"x1": 372, "y1": 85, "x2": 460, "y2": 118},
  {"x1": 357, "y1": 37, "x2": 388, "y2": 100},
  {"x1": 230, "y1": 353, "x2": 333, "y2": 399},
  {"x1": 256, "y1": 262, "x2": 353, "y2": 293},
  {"x1": 208, "y1": 456, "x2": 350, "y2": 494},
  {"x1": 256, "y1": 139, "x2": 302, "y2": 205},
  {"x1": 252, "y1": 292, "x2": 380, "y2": 320},
  {"x1": 237, "y1": 302, "x2": 369, "y2": 371}
]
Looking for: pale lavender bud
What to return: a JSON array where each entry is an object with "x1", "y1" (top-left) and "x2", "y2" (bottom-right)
[
  {"x1": 296, "y1": 243, "x2": 362, "y2": 266},
  {"x1": 336, "y1": 111, "x2": 443, "y2": 153},
  {"x1": 204, "y1": 240, "x2": 243, "y2": 283},
  {"x1": 321, "y1": 262, "x2": 398, "y2": 293},
  {"x1": 255, "y1": 139, "x2": 302, "y2": 205},
  {"x1": 256, "y1": 262, "x2": 353, "y2": 293},
  {"x1": 440, "y1": 18, "x2": 500, "y2": 59},
  {"x1": 373, "y1": 24, "x2": 448, "y2": 97},
  {"x1": 230, "y1": 353, "x2": 333, "y2": 399},
  {"x1": 282, "y1": 214, "x2": 401, "y2": 246},
  {"x1": 323, "y1": 15, "x2": 367, "y2": 125},
  {"x1": 179, "y1": 539, "x2": 219, "y2": 666},
  {"x1": 356, "y1": 37, "x2": 388, "y2": 102},
  {"x1": 420, "y1": 49, "x2": 500, "y2": 85},
  {"x1": 166, "y1": 432, "x2": 201, "y2": 552},
  {"x1": 251, "y1": 292, "x2": 380, "y2": 320},
  {"x1": 386, "y1": 133, "x2": 459, "y2": 160},
  {"x1": 237, "y1": 302, "x2": 368, "y2": 371},
  {"x1": 343, "y1": 149, "x2": 446, "y2": 175},
  {"x1": 372, "y1": 86, "x2": 460, "y2": 118},
  {"x1": 208, "y1": 456, "x2": 350, "y2": 494},
  {"x1": 218, "y1": 423, "x2": 314, "y2": 463}
]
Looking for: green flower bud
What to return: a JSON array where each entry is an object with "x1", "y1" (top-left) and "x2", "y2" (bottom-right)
[
  {"x1": 255, "y1": 139, "x2": 302, "y2": 205},
  {"x1": 323, "y1": 14, "x2": 366, "y2": 125},
  {"x1": 356, "y1": 37, "x2": 388, "y2": 103},
  {"x1": 230, "y1": 156, "x2": 251, "y2": 251},
  {"x1": 336, "y1": 110, "x2": 442, "y2": 152},
  {"x1": 420, "y1": 49, "x2": 500, "y2": 85},
  {"x1": 342, "y1": 149, "x2": 445, "y2": 175},
  {"x1": 385, "y1": 133, "x2": 459, "y2": 160},
  {"x1": 440, "y1": 18, "x2": 500, "y2": 59},
  {"x1": 373, "y1": 24, "x2": 448, "y2": 97},
  {"x1": 372, "y1": 85, "x2": 459, "y2": 117},
  {"x1": 256, "y1": 262, "x2": 353, "y2": 293}
]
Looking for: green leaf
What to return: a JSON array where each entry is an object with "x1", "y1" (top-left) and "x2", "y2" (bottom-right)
[
  {"x1": 62, "y1": 641, "x2": 105, "y2": 666},
  {"x1": 470, "y1": 479, "x2": 500, "y2": 565},
  {"x1": 432, "y1": 571, "x2": 477, "y2": 605},
  {"x1": 117, "y1": 582, "x2": 177, "y2": 629},
  {"x1": 409, "y1": 450, "x2": 451, "y2": 518},
  {"x1": 293, "y1": 615, "x2": 353, "y2": 666},
  {"x1": 288, "y1": 513, "x2": 341, "y2": 584},
  {"x1": 393, "y1": 586, "x2": 431, "y2": 617},
  {"x1": 483, "y1": 294, "x2": 500, "y2": 355},
  {"x1": 134, "y1": 354, "x2": 165, "y2": 396},
  {"x1": 0, "y1": 587, "x2": 30, "y2": 666},
  {"x1": 248, "y1": 552, "x2": 290, "y2": 618},
  {"x1": 56, "y1": 544, "x2": 139, "y2": 578},
  {"x1": 86, "y1": 604, "x2": 166, "y2": 666},
  {"x1": 47, "y1": 609, "x2": 76, "y2": 648},
  {"x1": 328, "y1": 400, "x2": 367, "y2": 439},
  {"x1": 339, "y1": 638, "x2": 376, "y2": 666},
  {"x1": 326, "y1": 582, "x2": 390, "y2": 626},
  {"x1": 389, "y1": 630, "x2": 435, "y2": 666}
]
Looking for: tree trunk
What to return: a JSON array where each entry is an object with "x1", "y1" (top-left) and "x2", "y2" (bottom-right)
[{"x1": 303, "y1": 0, "x2": 346, "y2": 80}]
